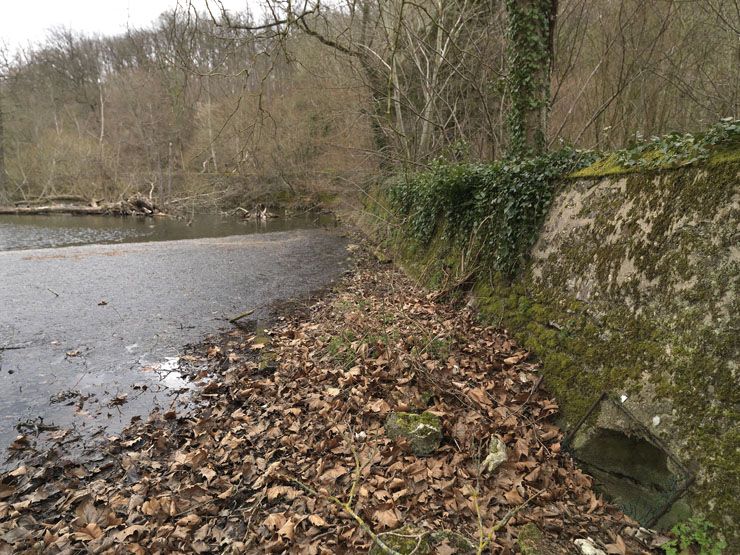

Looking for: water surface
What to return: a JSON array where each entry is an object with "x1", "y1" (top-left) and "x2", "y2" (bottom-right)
[
  {"x1": 0, "y1": 213, "x2": 333, "y2": 251},
  {"x1": 0, "y1": 230, "x2": 348, "y2": 464}
]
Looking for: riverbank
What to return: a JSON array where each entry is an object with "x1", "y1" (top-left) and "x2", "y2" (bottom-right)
[
  {"x1": 0, "y1": 241, "x2": 667, "y2": 554},
  {"x1": 0, "y1": 186, "x2": 338, "y2": 221}
]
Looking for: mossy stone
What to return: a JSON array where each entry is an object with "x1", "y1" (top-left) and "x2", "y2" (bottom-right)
[
  {"x1": 517, "y1": 523, "x2": 548, "y2": 555},
  {"x1": 385, "y1": 412, "x2": 442, "y2": 456},
  {"x1": 428, "y1": 530, "x2": 476, "y2": 553},
  {"x1": 369, "y1": 526, "x2": 431, "y2": 555}
]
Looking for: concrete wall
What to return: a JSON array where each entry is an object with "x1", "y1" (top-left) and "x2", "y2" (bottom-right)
[
  {"x1": 517, "y1": 164, "x2": 737, "y2": 530},
  {"x1": 364, "y1": 158, "x2": 739, "y2": 542}
]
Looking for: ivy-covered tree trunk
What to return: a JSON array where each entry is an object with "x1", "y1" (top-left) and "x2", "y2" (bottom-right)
[
  {"x1": 0, "y1": 89, "x2": 6, "y2": 201},
  {"x1": 505, "y1": 0, "x2": 557, "y2": 157}
]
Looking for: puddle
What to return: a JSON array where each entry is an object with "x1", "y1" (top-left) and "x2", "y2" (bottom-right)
[{"x1": 141, "y1": 357, "x2": 195, "y2": 391}]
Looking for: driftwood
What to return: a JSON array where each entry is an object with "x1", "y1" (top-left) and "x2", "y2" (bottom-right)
[
  {"x1": 0, "y1": 193, "x2": 164, "y2": 217},
  {"x1": 0, "y1": 204, "x2": 111, "y2": 215},
  {"x1": 235, "y1": 204, "x2": 277, "y2": 221},
  {"x1": 13, "y1": 195, "x2": 91, "y2": 206}
]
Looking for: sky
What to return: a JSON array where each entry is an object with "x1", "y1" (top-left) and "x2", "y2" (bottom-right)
[{"x1": 0, "y1": 0, "x2": 256, "y2": 54}]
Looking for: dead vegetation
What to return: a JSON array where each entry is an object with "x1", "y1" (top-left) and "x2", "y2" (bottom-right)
[
  {"x1": 0, "y1": 247, "x2": 668, "y2": 554},
  {"x1": 0, "y1": 193, "x2": 163, "y2": 216}
]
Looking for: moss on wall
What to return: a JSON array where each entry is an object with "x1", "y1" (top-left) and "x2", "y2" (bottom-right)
[{"x1": 365, "y1": 157, "x2": 739, "y2": 545}]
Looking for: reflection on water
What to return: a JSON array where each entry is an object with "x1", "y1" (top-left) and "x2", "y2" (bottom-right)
[{"x1": 0, "y1": 213, "x2": 334, "y2": 251}]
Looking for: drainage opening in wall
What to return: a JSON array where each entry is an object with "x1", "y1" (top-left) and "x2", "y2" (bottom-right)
[{"x1": 564, "y1": 393, "x2": 694, "y2": 529}]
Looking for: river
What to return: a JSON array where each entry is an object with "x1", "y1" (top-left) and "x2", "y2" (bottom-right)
[{"x1": 0, "y1": 214, "x2": 348, "y2": 465}]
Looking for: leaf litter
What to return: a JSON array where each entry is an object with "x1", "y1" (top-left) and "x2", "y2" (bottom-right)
[{"x1": 0, "y1": 245, "x2": 666, "y2": 554}]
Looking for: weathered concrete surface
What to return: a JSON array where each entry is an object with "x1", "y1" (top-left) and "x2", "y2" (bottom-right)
[
  {"x1": 0, "y1": 230, "x2": 348, "y2": 457},
  {"x1": 475, "y1": 163, "x2": 739, "y2": 538},
  {"x1": 361, "y1": 157, "x2": 738, "y2": 542}
]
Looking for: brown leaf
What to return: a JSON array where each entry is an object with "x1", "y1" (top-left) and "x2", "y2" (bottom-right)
[
  {"x1": 605, "y1": 534, "x2": 627, "y2": 554},
  {"x1": 266, "y1": 485, "x2": 302, "y2": 500},
  {"x1": 74, "y1": 522, "x2": 103, "y2": 541},
  {"x1": 176, "y1": 514, "x2": 201, "y2": 527},
  {"x1": 308, "y1": 514, "x2": 327, "y2": 527},
  {"x1": 504, "y1": 487, "x2": 525, "y2": 505},
  {"x1": 319, "y1": 465, "x2": 348, "y2": 482},
  {"x1": 277, "y1": 518, "x2": 295, "y2": 540},
  {"x1": 373, "y1": 508, "x2": 399, "y2": 529},
  {"x1": 263, "y1": 512, "x2": 287, "y2": 531}
]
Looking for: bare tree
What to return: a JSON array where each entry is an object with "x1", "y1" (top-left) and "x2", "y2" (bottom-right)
[{"x1": 0, "y1": 47, "x2": 8, "y2": 200}]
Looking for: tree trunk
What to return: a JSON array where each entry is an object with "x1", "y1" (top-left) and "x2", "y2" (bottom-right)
[
  {"x1": 505, "y1": 0, "x2": 557, "y2": 157},
  {"x1": 0, "y1": 89, "x2": 7, "y2": 202}
]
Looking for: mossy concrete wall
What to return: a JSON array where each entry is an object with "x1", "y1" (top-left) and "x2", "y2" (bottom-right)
[{"x1": 361, "y1": 159, "x2": 739, "y2": 542}]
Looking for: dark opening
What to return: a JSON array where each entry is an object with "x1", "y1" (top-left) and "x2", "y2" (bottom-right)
[{"x1": 573, "y1": 428, "x2": 679, "y2": 524}]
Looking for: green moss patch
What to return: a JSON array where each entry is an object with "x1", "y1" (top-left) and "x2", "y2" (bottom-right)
[{"x1": 385, "y1": 412, "x2": 442, "y2": 456}]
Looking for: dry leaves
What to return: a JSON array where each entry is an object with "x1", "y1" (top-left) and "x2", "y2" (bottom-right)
[{"x1": 0, "y1": 249, "x2": 659, "y2": 554}]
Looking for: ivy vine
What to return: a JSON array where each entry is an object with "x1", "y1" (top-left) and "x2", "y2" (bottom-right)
[
  {"x1": 661, "y1": 517, "x2": 727, "y2": 555},
  {"x1": 387, "y1": 148, "x2": 595, "y2": 278},
  {"x1": 505, "y1": 0, "x2": 554, "y2": 157},
  {"x1": 387, "y1": 120, "x2": 737, "y2": 280},
  {"x1": 613, "y1": 118, "x2": 740, "y2": 170}
]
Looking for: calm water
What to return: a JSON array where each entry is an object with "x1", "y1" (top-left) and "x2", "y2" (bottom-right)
[{"x1": 0, "y1": 213, "x2": 334, "y2": 251}]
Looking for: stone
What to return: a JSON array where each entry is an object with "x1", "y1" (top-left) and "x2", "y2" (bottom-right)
[
  {"x1": 369, "y1": 526, "x2": 431, "y2": 555},
  {"x1": 481, "y1": 436, "x2": 508, "y2": 474},
  {"x1": 517, "y1": 523, "x2": 548, "y2": 554},
  {"x1": 574, "y1": 538, "x2": 606, "y2": 555},
  {"x1": 385, "y1": 412, "x2": 442, "y2": 456},
  {"x1": 369, "y1": 527, "x2": 476, "y2": 555}
]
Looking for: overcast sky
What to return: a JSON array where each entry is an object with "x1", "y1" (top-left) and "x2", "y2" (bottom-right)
[{"x1": 0, "y1": 0, "x2": 255, "y2": 54}]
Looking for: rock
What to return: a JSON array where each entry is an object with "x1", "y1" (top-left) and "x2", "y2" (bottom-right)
[
  {"x1": 369, "y1": 525, "x2": 430, "y2": 555},
  {"x1": 369, "y1": 527, "x2": 475, "y2": 555},
  {"x1": 574, "y1": 538, "x2": 606, "y2": 555},
  {"x1": 517, "y1": 523, "x2": 549, "y2": 554},
  {"x1": 385, "y1": 412, "x2": 442, "y2": 456},
  {"x1": 428, "y1": 530, "x2": 476, "y2": 553},
  {"x1": 481, "y1": 436, "x2": 508, "y2": 474}
]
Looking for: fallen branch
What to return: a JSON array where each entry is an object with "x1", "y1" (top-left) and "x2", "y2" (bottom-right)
[
  {"x1": 0, "y1": 204, "x2": 112, "y2": 215},
  {"x1": 228, "y1": 309, "x2": 255, "y2": 324},
  {"x1": 475, "y1": 488, "x2": 547, "y2": 554},
  {"x1": 0, "y1": 193, "x2": 163, "y2": 217},
  {"x1": 13, "y1": 195, "x2": 90, "y2": 206},
  {"x1": 292, "y1": 479, "x2": 408, "y2": 555}
]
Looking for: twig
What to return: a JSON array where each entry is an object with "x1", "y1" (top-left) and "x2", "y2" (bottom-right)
[
  {"x1": 228, "y1": 309, "x2": 255, "y2": 324},
  {"x1": 0, "y1": 344, "x2": 29, "y2": 352},
  {"x1": 292, "y1": 479, "x2": 406, "y2": 555},
  {"x1": 476, "y1": 488, "x2": 547, "y2": 555}
]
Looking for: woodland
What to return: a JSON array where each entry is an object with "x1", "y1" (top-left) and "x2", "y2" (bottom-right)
[
  {"x1": 0, "y1": 0, "x2": 736, "y2": 207},
  {"x1": 0, "y1": 1, "x2": 738, "y2": 554}
]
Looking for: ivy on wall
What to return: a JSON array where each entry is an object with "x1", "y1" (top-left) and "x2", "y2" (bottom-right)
[
  {"x1": 614, "y1": 118, "x2": 740, "y2": 169},
  {"x1": 387, "y1": 148, "x2": 595, "y2": 278},
  {"x1": 385, "y1": 120, "x2": 738, "y2": 279}
]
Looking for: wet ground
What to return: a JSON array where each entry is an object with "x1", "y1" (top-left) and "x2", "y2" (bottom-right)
[{"x1": 0, "y1": 226, "x2": 348, "y2": 465}]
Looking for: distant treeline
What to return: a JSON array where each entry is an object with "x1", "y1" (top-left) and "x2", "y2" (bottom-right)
[{"x1": 0, "y1": 0, "x2": 736, "y2": 204}]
